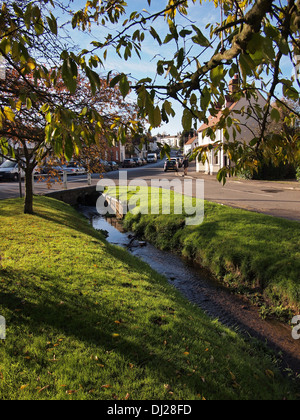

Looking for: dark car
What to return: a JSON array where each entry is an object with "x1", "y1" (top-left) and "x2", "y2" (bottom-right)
[
  {"x1": 40, "y1": 164, "x2": 64, "y2": 175},
  {"x1": 132, "y1": 157, "x2": 143, "y2": 167},
  {"x1": 99, "y1": 159, "x2": 112, "y2": 172},
  {"x1": 108, "y1": 161, "x2": 119, "y2": 171},
  {"x1": 164, "y1": 160, "x2": 179, "y2": 172},
  {"x1": 123, "y1": 159, "x2": 135, "y2": 168}
]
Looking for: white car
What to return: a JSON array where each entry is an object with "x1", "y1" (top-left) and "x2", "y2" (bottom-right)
[
  {"x1": 0, "y1": 160, "x2": 25, "y2": 182},
  {"x1": 147, "y1": 153, "x2": 157, "y2": 163}
]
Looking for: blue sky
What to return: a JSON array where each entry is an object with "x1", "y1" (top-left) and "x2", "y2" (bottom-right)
[{"x1": 56, "y1": 0, "x2": 295, "y2": 136}]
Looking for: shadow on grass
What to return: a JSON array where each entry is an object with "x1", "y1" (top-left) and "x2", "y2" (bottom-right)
[
  {"x1": 0, "y1": 196, "x2": 297, "y2": 399},
  {"x1": 0, "y1": 265, "x2": 215, "y2": 398}
]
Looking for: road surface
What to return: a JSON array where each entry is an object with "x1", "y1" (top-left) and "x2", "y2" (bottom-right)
[{"x1": 1, "y1": 158, "x2": 300, "y2": 221}]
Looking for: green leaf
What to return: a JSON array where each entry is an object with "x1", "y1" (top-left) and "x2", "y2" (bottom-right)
[
  {"x1": 150, "y1": 27, "x2": 162, "y2": 45},
  {"x1": 64, "y1": 135, "x2": 74, "y2": 161},
  {"x1": 182, "y1": 109, "x2": 192, "y2": 131},
  {"x1": 239, "y1": 54, "x2": 256, "y2": 82},
  {"x1": 201, "y1": 86, "x2": 211, "y2": 112},
  {"x1": 271, "y1": 108, "x2": 281, "y2": 123},
  {"x1": 62, "y1": 57, "x2": 78, "y2": 94},
  {"x1": 149, "y1": 106, "x2": 161, "y2": 128},
  {"x1": 163, "y1": 100, "x2": 175, "y2": 117},
  {"x1": 210, "y1": 65, "x2": 225, "y2": 85},
  {"x1": 283, "y1": 84, "x2": 299, "y2": 101},
  {"x1": 164, "y1": 33, "x2": 174, "y2": 44},
  {"x1": 277, "y1": 38, "x2": 289, "y2": 56},
  {"x1": 192, "y1": 25, "x2": 210, "y2": 48},
  {"x1": 46, "y1": 13, "x2": 58, "y2": 35},
  {"x1": 119, "y1": 74, "x2": 130, "y2": 98},
  {"x1": 110, "y1": 74, "x2": 123, "y2": 88}
]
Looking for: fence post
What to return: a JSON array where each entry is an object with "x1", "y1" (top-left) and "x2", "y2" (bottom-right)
[
  {"x1": 63, "y1": 171, "x2": 68, "y2": 190},
  {"x1": 87, "y1": 173, "x2": 92, "y2": 185}
]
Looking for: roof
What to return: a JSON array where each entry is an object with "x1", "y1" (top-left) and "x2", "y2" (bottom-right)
[
  {"x1": 198, "y1": 101, "x2": 238, "y2": 132},
  {"x1": 185, "y1": 136, "x2": 198, "y2": 145}
]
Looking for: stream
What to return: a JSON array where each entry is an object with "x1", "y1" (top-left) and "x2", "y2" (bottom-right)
[{"x1": 79, "y1": 205, "x2": 300, "y2": 375}]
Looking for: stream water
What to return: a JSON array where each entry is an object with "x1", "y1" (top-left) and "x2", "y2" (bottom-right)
[{"x1": 79, "y1": 205, "x2": 300, "y2": 375}]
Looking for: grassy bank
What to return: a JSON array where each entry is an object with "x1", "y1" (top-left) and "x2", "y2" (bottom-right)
[
  {"x1": 0, "y1": 196, "x2": 298, "y2": 400},
  {"x1": 113, "y1": 186, "x2": 300, "y2": 317}
]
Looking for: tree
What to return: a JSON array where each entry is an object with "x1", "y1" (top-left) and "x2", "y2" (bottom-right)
[
  {"x1": 2, "y1": 0, "x2": 299, "y2": 202},
  {"x1": 0, "y1": 66, "x2": 139, "y2": 213},
  {"x1": 71, "y1": 0, "x2": 300, "y2": 182},
  {"x1": 0, "y1": 0, "x2": 142, "y2": 213}
]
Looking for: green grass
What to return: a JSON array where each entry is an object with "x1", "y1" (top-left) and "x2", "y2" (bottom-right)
[
  {"x1": 0, "y1": 196, "x2": 298, "y2": 400},
  {"x1": 108, "y1": 186, "x2": 300, "y2": 316}
]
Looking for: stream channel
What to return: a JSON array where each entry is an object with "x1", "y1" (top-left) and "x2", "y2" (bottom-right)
[{"x1": 79, "y1": 205, "x2": 300, "y2": 375}]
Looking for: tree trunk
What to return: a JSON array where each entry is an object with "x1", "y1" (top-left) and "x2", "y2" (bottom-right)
[{"x1": 24, "y1": 166, "x2": 34, "y2": 214}]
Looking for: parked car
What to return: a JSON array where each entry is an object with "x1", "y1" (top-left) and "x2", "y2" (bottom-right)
[
  {"x1": 132, "y1": 157, "x2": 143, "y2": 167},
  {"x1": 66, "y1": 161, "x2": 86, "y2": 174},
  {"x1": 147, "y1": 153, "x2": 157, "y2": 163},
  {"x1": 108, "y1": 161, "x2": 119, "y2": 171},
  {"x1": 164, "y1": 160, "x2": 179, "y2": 172},
  {"x1": 123, "y1": 159, "x2": 136, "y2": 168},
  {"x1": 61, "y1": 165, "x2": 78, "y2": 175},
  {"x1": 40, "y1": 165, "x2": 64, "y2": 175},
  {"x1": 171, "y1": 157, "x2": 182, "y2": 168},
  {"x1": 99, "y1": 159, "x2": 112, "y2": 172},
  {"x1": 0, "y1": 160, "x2": 25, "y2": 181}
]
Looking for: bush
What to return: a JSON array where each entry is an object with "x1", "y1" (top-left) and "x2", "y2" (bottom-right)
[{"x1": 296, "y1": 167, "x2": 300, "y2": 182}]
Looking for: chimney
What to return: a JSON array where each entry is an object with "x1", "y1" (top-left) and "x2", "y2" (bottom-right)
[
  {"x1": 229, "y1": 74, "x2": 239, "y2": 96},
  {"x1": 226, "y1": 74, "x2": 239, "y2": 107}
]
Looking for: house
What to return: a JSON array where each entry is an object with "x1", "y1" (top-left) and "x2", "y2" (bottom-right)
[
  {"x1": 196, "y1": 76, "x2": 267, "y2": 175},
  {"x1": 184, "y1": 135, "x2": 198, "y2": 155},
  {"x1": 104, "y1": 142, "x2": 125, "y2": 163},
  {"x1": 157, "y1": 134, "x2": 180, "y2": 148}
]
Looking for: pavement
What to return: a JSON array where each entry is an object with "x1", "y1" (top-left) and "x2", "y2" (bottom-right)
[{"x1": 1, "y1": 160, "x2": 300, "y2": 222}]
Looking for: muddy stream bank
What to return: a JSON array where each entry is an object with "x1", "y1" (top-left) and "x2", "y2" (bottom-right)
[{"x1": 79, "y1": 205, "x2": 300, "y2": 375}]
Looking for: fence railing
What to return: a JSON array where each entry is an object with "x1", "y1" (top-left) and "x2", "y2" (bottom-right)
[{"x1": 31, "y1": 171, "x2": 93, "y2": 194}]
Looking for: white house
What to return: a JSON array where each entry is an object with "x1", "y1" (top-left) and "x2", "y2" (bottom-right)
[
  {"x1": 184, "y1": 136, "x2": 198, "y2": 155},
  {"x1": 157, "y1": 135, "x2": 179, "y2": 148},
  {"x1": 196, "y1": 76, "x2": 267, "y2": 175},
  {"x1": 148, "y1": 137, "x2": 159, "y2": 152}
]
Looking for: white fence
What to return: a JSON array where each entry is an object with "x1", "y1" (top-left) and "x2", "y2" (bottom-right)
[{"x1": 32, "y1": 171, "x2": 92, "y2": 194}]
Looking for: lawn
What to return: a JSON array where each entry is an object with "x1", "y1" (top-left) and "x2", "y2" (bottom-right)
[
  {"x1": 115, "y1": 186, "x2": 300, "y2": 317},
  {"x1": 0, "y1": 196, "x2": 298, "y2": 400}
]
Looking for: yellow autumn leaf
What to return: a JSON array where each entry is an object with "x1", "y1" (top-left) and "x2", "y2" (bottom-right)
[
  {"x1": 27, "y1": 60, "x2": 36, "y2": 71},
  {"x1": 112, "y1": 333, "x2": 120, "y2": 338},
  {"x1": 4, "y1": 107, "x2": 15, "y2": 122},
  {"x1": 229, "y1": 371, "x2": 236, "y2": 381},
  {"x1": 20, "y1": 384, "x2": 29, "y2": 390},
  {"x1": 265, "y1": 369, "x2": 274, "y2": 379}
]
